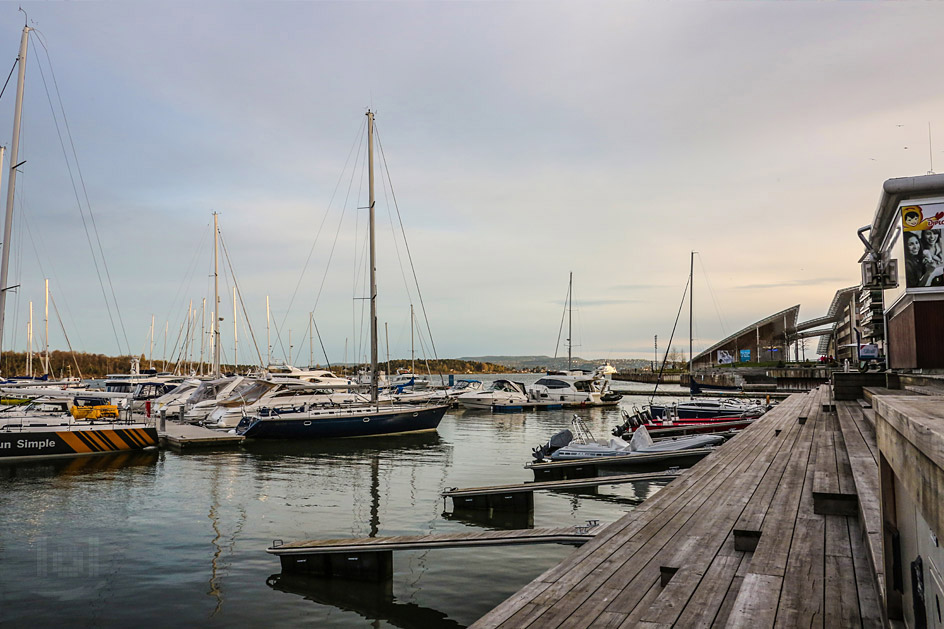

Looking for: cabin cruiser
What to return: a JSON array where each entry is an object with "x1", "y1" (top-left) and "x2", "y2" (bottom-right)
[
  {"x1": 532, "y1": 416, "x2": 724, "y2": 462},
  {"x1": 152, "y1": 379, "x2": 202, "y2": 416},
  {"x1": 526, "y1": 371, "x2": 622, "y2": 407},
  {"x1": 204, "y1": 378, "x2": 367, "y2": 429},
  {"x1": 386, "y1": 370, "x2": 431, "y2": 391},
  {"x1": 384, "y1": 378, "x2": 485, "y2": 405},
  {"x1": 647, "y1": 397, "x2": 768, "y2": 420},
  {"x1": 181, "y1": 376, "x2": 250, "y2": 423},
  {"x1": 263, "y1": 364, "x2": 357, "y2": 388},
  {"x1": 456, "y1": 379, "x2": 528, "y2": 410}
]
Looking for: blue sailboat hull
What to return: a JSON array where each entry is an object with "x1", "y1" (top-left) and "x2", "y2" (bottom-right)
[{"x1": 238, "y1": 404, "x2": 449, "y2": 439}]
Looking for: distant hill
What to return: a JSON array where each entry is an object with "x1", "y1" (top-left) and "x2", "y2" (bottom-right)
[{"x1": 459, "y1": 355, "x2": 650, "y2": 373}]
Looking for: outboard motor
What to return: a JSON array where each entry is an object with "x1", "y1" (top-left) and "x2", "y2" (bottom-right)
[{"x1": 532, "y1": 429, "x2": 574, "y2": 462}]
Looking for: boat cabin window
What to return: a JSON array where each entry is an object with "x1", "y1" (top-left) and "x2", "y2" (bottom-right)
[
  {"x1": 106, "y1": 383, "x2": 133, "y2": 394},
  {"x1": 573, "y1": 380, "x2": 593, "y2": 392},
  {"x1": 535, "y1": 378, "x2": 570, "y2": 389},
  {"x1": 28, "y1": 401, "x2": 71, "y2": 413}
]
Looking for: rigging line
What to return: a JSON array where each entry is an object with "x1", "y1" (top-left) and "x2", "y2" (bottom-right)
[
  {"x1": 697, "y1": 255, "x2": 728, "y2": 338},
  {"x1": 312, "y1": 314, "x2": 332, "y2": 368},
  {"x1": 35, "y1": 32, "x2": 130, "y2": 356},
  {"x1": 31, "y1": 34, "x2": 125, "y2": 355},
  {"x1": 159, "y1": 224, "x2": 209, "y2": 342},
  {"x1": 0, "y1": 57, "x2": 18, "y2": 102},
  {"x1": 219, "y1": 232, "x2": 265, "y2": 367},
  {"x1": 48, "y1": 291, "x2": 83, "y2": 380},
  {"x1": 19, "y1": 202, "x2": 85, "y2": 350},
  {"x1": 377, "y1": 139, "x2": 415, "y2": 309},
  {"x1": 553, "y1": 280, "x2": 569, "y2": 360},
  {"x1": 279, "y1": 118, "x2": 365, "y2": 333},
  {"x1": 374, "y1": 128, "x2": 442, "y2": 384},
  {"x1": 649, "y1": 273, "x2": 691, "y2": 405}
]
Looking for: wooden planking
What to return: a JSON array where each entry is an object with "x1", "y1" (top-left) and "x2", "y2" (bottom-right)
[
  {"x1": 727, "y1": 573, "x2": 783, "y2": 628},
  {"x1": 484, "y1": 398, "x2": 796, "y2": 628},
  {"x1": 668, "y1": 534, "x2": 744, "y2": 628},
  {"x1": 540, "y1": 398, "x2": 803, "y2": 627},
  {"x1": 472, "y1": 390, "x2": 882, "y2": 629},
  {"x1": 847, "y1": 513, "x2": 885, "y2": 627},
  {"x1": 836, "y1": 400, "x2": 884, "y2": 604},
  {"x1": 269, "y1": 525, "x2": 600, "y2": 555}
]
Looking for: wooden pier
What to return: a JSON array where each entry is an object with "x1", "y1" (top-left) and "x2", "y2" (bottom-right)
[
  {"x1": 443, "y1": 471, "x2": 679, "y2": 511},
  {"x1": 472, "y1": 385, "x2": 889, "y2": 627},
  {"x1": 268, "y1": 522, "x2": 605, "y2": 581},
  {"x1": 158, "y1": 420, "x2": 244, "y2": 449}
]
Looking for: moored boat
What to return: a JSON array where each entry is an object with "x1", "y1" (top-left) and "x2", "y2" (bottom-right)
[
  {"x1": 532, "y1": 415, "x2": 724, "y2": 462},
  {"x1": 234, "y1": 111, "x2": 448, "y2": 440}
]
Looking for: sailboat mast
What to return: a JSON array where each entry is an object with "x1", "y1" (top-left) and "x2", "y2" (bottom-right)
[
  {"x1": 689, "y1": 251, "x2": 694, "y2": 378},
  {"x1": 367, "y1": 110, "x2": 378, "y2": 404},
  {"x1": 43, "y1": 278, "x2": 49, "y2": 374},
  {"x1": 410, "y1": 304, "x2": 414, "y2": 375},
  {"x1": 0, "y1": 25, "x2": 30, "y2": 361},
  {"x1": 212, "y1": 212, "x2": 221, "y2": 376},
  {"x1": 27, "y1": 300, "x2": 32, "y2": 378},
  {"x1": 568, "y1": 271, "x2": 572, "y2": 371},
  {"x1": 233, "y1": 287, "x2": 238, "y2": 371}
]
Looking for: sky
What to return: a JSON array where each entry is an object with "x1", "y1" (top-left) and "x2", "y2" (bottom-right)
[{"x1": 0, "y1": 1, "x2": 942, "y2": 369}]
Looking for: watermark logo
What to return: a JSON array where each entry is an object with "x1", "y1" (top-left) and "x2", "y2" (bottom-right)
[{"x1": 35, "y1": 537, "x2": 100, "y2": 578}]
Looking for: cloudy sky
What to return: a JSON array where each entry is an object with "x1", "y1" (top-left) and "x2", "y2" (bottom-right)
[{"x1": 0, "y1": 1, "x2": 941, "y2": 368}]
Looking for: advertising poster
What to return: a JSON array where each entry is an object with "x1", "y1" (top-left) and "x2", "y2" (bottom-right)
[
  {"x1": 717, "y1": 350, "x2": 734, "y2": 365},
  {"x1": 901, "y1": 202, "x2": 944, "y2": 288},
  {"x1": 739, "y1": 349, "x2": 751, "y2": 362}
]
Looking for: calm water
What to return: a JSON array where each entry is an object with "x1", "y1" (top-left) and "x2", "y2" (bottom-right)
[{"x1": 0, "y1": 377, "x2": 684, "y2": 628}]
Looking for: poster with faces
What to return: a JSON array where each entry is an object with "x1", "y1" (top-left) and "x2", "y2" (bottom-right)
[{"x1": 901, "y1": 202, "x2": 944, "y2": 288}]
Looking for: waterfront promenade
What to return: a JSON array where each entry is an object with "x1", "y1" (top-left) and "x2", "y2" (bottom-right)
[{"x1": 472, "y1": 385, "x2": 886, "y2": 628}]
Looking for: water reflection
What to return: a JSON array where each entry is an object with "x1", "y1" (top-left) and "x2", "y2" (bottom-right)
[
  {"x1": 0, "y1": 450, "x2": 158, "y2": 480},
  {"x1": 441, "y1": 508, "x2": 534, "y2": 530},
  {"x1": 266, "y1": 573, "x2": 463, "y2": 629}
]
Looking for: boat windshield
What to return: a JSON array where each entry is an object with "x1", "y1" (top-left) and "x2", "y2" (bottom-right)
[
  {"x1": 187, "y1": 379, "x2": 232, "y2": 405},
  {"x1": 219, "y1": 380, "x2": 275, "y2": 406}
]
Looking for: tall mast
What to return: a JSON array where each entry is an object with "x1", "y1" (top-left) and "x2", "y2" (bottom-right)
[
  {"x1": 0, "y1": 26, "x2": 30, "y2": 363},
  {"x1": 410, "y1": 304, "x2": 414, "y2": 375},
  {"x1": 689, "y1": 251, "x2": 694, "y2": 377},
  {"x1": 367, "y1": 110, "x2": 378, "y2": 404},
  {"x1": 149, "y1": 314, "x2": 155, "y2": 369},
  {"x1": 233, "y1": 287, "x2": 238, "y2": 371},
  {"x1": 265, "y1": 295, "x2": 271, "y2": 366},
  {"x1": 199, "y1": 298, "x2": 206, "y2": 376},
  {"x1": 567, "y1": 271, "x2": 573, "y2": 371},
  {"x1": 212, "y1": 212, "x2": 220, "y2": 376},
  {"x1": 43, "y1": 278, "x2": 49, "y2": 374},
  {"x1": 27, "y1": 300, "x2": 32, "y2": 377}
]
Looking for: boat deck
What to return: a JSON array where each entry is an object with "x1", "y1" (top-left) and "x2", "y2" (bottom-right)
[
  {"x1": 158, "y1": 420, "x2": 244, "y2": 449},
  {"x1": 471, "y1": 385, "x2": 886, "y2": 628}
]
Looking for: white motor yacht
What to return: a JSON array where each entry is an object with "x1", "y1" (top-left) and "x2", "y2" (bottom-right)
[
  {"x1": 204, "y1": 378, "x2": 366, "y2": 429},
  {"x1": 456, "y1": 379, "x2": 528, "y2": 410},
  {"x1": 526, "y1": 371, "x2": 622, "y2": 407}
]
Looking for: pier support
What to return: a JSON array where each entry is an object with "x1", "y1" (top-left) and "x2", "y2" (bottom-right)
[{"x1": 279, "y1": 550, "x2": 393, "y2": 582}]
